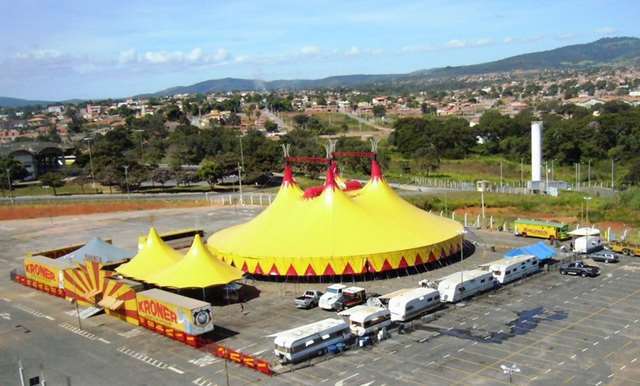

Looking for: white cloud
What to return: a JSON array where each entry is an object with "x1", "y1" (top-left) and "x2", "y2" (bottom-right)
[
  {"x1": 14, "y1": 49, "x2": 63, "y2": 60},
  {"x1": 474, "y1": 38, "x2": 492, "y2": 46},
  {"x1": 300, "y1": 45, "x2": 321, "y2": 55},
  {"x1": 503, "y1": 37, "x2": 513, "y2": 44},
  {"x1": 345, "y1": 46, "x2": 361, "y2": 56},
  {"x1": 117, "y1": 47, "x2": 231, "y2": 66},
  {"x1": 118, "y1": 49, "x2": 137, "y2": 64},
  {"x1": 446, "y1": 39, "x2": 466, "y2": 48},
  {"x1": 596, "y1": 27, "x2": 616, "y2": 35}
]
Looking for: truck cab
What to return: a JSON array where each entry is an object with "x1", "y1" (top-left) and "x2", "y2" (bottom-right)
[{"x1": 319, "y1": 284, "x2": 347, "y2": 310}]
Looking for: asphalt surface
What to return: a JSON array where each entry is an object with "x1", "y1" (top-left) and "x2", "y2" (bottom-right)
[{"x1": 0, "y1": 207, "x2": 639, "y2": 385}]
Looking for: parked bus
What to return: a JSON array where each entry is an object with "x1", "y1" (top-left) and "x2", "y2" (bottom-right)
[
  {"x1": 273, "y1": 318, "x2": 352, "y2": 364},
  {"x1": 514, "y1": 219, "x2": 570, "y2": 241},
  {"x1": 343, "y1": 306, "x2": 392, "y2": 337},
  {"x1": 437, "y1": 269, "x2": 497, "y2": 303},
  {"x1": 380, "y1": 287, "x2": 441, "y2": 322},
  {"x1": 482, "y1": 255, "x2": 540, "y2": 285}
]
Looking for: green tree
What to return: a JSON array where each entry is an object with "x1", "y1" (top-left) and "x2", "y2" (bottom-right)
[
  {"x1": 198, "y1": 159, "x2": 224, "y2": 190},
  {"x1": 373, "y1": 105, "x2": 386, "y2": 118},
  {"x1": 40, "y1": 172, "x2": 65, "y2": 195},
  {"x1": 264, "y1": 119, "x2": 279, "y2": 133}
]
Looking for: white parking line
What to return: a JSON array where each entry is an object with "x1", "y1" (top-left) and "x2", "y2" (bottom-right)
[
  {"x1": 98, "y1": 338, "x2": 111, "y2": 344},
  {"x1": 593, "y1": 341, "x2": 599, "y2": 346},
  {"x1": 620, "y1": 365, "x2": 626, "y2": 370},
  {"x1": 1, "y1": 297, "x2": 11, "y2": 302},
  {"x1": 631, "y1": 358, "x2": 638, "y2": 363},
  {"x1": 582, "y1": 348, "x2": 589, "y2": 352},
  {"x1": 168, "y1": 366, "x2": 185, "y2": 374}
]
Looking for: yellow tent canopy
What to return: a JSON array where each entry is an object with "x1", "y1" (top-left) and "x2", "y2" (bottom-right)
[
  {"x1": 207, "y1": 161, "x2": 463, "y2": 277},
  {"x1": 115, "y1": 227, "x2": 182, "y2": 282},
  {"x1": 147, "y1": 235, "x2": 243, "y2": 288}
]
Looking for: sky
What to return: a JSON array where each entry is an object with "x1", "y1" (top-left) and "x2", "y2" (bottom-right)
[{"x1": 0, "y1": 0, "x2": 638, "y2": 100}]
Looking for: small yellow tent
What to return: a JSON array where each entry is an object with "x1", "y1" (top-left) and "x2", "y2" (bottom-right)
[
  {"x1": 147, "y1": 235, "x2": 243, "y2": 288},
  {"x1": 115, "y1": 228, "x2": 182, "y2": 282}
]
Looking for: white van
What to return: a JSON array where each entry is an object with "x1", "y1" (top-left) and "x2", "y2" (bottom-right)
[
  {"x1": 437, "y1": 269, "x2": 497, "y2": 303},
  {"x1": 380, "y1": 287, "x2": 441, "y2": 322},
  {"x1": 483, "y1": 255, "x2": 540, "y2": 285},
  {"x1": 273, "y1": 318, "x2": 351, "y2": 364},
  {"x1": 343, "y1": 305, "x2": 392, "y2": 337}
]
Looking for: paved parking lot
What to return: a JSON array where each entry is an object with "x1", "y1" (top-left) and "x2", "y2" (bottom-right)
[{"x1": 1, "y1": 206, "x2": 639, "y2": 385}]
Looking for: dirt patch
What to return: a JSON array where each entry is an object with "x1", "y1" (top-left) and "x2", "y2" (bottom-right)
[{"x1": 0, "y1": 200, "x2": 210, "y2": 220}]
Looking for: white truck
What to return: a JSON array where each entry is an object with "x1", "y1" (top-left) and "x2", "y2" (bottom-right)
[
  {"x1": 295, "y1": 290, "x2": 322, "y2": 309},
  {"x1": 319, "y1": 285, "x2": 366, "y2": 311},
  {"x1": 436, "y1": 269, "x2": 497, "y2": 303}
]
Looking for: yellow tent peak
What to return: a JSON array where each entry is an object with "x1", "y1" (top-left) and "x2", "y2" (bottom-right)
[
  {"x1": 147, "y1": 234, "x2": 244, "y2": 288},
  {"x1": 115, "y1": 227, "x2": 183, "y2": 282}
]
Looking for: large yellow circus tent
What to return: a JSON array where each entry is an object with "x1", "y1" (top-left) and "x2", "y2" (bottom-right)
[
  {"x1": 147, "y1": 235, "x2": 244, "y2": 288},
  {"x1": 116, "y1": 228, "x2": 182, "y2": 282},
  {"x1": 207, "y1": 159, "x2": 464, "y2": 277}
]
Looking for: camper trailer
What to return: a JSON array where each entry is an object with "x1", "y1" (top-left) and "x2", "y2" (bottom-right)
[
  {"x1": 573, "y1": 236, "x2": 603, "y2": 254},
  {"x1": 343, "y1": 305, "x2": 392, "y2": 337},
  {"x1": 380, "y1": 287, "x2": 441, "y2": 322},
  {"x1": 273, "y1": 318, "x2": 352, "y2": 364},
  {"x1": 484, "y1": 255, "x2": 540, "y2": 285},
  {"x1": 437, "y1": 269, "x2": 497, "y2": 303}
]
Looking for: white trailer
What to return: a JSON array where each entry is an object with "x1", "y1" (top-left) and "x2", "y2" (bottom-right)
[
  {"x1": 343, "y1": 305, "x2": 392, "y2": 337},
  {"x1": 380, "y1": 287, "x2": 441, "y2": 322},
  {"x1": 437, "y1": 269, "x2": 497, "y2": 303},
  {"x1": 573, "y1": 236, "x2": 603, "y2": 254},
  {"x1": 483, "y1": 255, "x2": 540, "y2": 285},
  {"x1": 273, "y1": 318, "x2": 351, "y2": 364}
]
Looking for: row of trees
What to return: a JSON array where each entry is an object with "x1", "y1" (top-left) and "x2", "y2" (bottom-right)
[{"x1": 390, "y1": 101, "x2": 640, "y2": 184}]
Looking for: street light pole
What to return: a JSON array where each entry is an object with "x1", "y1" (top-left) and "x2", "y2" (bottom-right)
[
  {"x1": 123, "y1": 165, "x2": 130, "y2": 199},
  {"x1": 5, "y1": 168, "x2": 13, "y2": 204},
  {"x1": 238, "y1": 136, "x2": 245, "y2": 206},
  {"x1": 84, "y1": 138, "x2": 95, "y2": 189}
]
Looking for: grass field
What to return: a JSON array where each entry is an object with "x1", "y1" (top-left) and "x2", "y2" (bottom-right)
[{"x1": 407, "y1": 189, "x2": 640, "y2": 229}]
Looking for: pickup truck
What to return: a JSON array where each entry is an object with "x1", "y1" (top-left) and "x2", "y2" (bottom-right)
[
  {"x1": 559, "y1": 260, "x2": 600, "y2": 277},
  {"x1": 294, "y1": 290, "x2": 322, "y2": 309}
]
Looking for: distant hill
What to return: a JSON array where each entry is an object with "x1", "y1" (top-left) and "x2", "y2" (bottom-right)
[
  {"x1": 4, "y1": 37, "x2": 640, "y2": 103},
  {"x1": 145, "y1": 37, "x2": 640, "y2": 96},
  {"x1": 0, "y1": 97, "x2": 54, "y2": 108}
]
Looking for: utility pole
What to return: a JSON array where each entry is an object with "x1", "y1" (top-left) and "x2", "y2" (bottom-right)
[
  {"x1": 123, "y1": 165, "x2": 130, "y2": 199},
  {"x1": 134, "y1": 129, "x2": 144, "y2": 161},
  {"x1": 480, "y1": 189, "x2": 485, "y2": 220},
  {"x1": 588, "y1": 159, "x2": 591, "y2": 188},
  {"x1": 551, "y1": 159, "x2": 555, "y2": 181},
  {"x1": 611, "y1": 158, "x2": 615, "y2": 190},
  {"x1": 239, "y1": 135, "x2": 245, "y2": 206},
  {"x1": 5, "y1": 168, "x2": 13, "y2": 204},
  {"x1": 520, "y1": 158, "x2": 523, "y2": 188},
  {"x1": 84, "y1": 137, "x2": 95, "y2": 189},
  {"x1": 545, "y1": 161, "x2": 549, "y2": 193},
  {"x1": 499, "y1": 161, "x2": 503, "y2": 191}
]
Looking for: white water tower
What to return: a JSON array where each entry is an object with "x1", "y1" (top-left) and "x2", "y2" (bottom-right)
[{"x1": 531, "y1": 121, "x2": 543, "y2": 182}]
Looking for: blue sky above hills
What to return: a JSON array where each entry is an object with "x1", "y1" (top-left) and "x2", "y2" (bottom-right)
[{"x1": 0, "y1": 0, "x2": 638, "y2": 100}]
